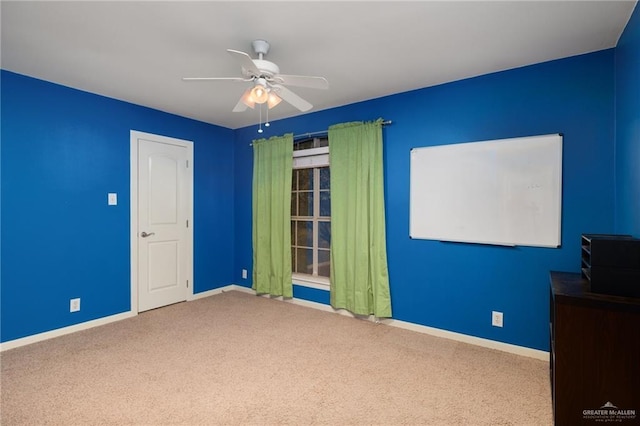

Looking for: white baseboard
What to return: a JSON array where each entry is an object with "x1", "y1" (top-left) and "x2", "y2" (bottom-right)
[
  {"x1": 1, "y1": 286, "x2": 249, "y2": 351},
  {"x1": 0, "y1": 310, "x2": 137, "y2": 352},
  {"x1": 1, "y1": 284, "x2": 550, "y2": 361},
  {"x1": 189, "y1": 286, "x2": 235, "y2": 300},
  {"x1": 221, "y1": 284, "x2": 550, "y2": 361},
  {"x1": 383, "y1": 318, "x2": 549, "y2": 360}
]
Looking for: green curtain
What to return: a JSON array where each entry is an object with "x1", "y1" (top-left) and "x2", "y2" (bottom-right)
[
  {"x1": 328, "y1": 119, "x2": 392, "y2": 317},
  {"x1": 252, "y1": 133, "x2": 293, "y2": 297}
]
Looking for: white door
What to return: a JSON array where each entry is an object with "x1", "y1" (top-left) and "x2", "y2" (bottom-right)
[{"x1": 131, "y1": 132, "x2": 193, "y2": 312}]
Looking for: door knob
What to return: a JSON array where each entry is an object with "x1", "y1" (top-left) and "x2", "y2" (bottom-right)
[{"x1": 140, "y1": 231, "x2": 155, "y2": 238}]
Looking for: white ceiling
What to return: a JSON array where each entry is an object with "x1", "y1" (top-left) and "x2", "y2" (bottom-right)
[{"x1": 1, "y1": 1, "x2": 636, "y2": 129}]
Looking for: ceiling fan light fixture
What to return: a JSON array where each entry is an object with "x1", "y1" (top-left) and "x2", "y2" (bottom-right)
[
  {"x1": 239, "y1": 88, "x2": 256, "y2": 109},
  {"x1": 267, "y1": 92, "x2": 282, "y2": 109},
  {"x1": 249, "y1": 78, "x2": 269, "y2": 104}
]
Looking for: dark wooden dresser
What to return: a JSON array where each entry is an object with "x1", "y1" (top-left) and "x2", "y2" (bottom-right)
[{"x1": 549, "y1": 271, "x2": 640, "y2": 425}]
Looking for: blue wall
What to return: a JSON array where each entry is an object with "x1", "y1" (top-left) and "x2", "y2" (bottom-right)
[
  {"x1": 234, "y1": 50, "x2": 616, "y2": 351},
  {"x1": 615, "y1": 4, "x2": 640, "y2": 236},
  {"x1": 1, "y1": 71, "x2": 235, "y2": 342}
]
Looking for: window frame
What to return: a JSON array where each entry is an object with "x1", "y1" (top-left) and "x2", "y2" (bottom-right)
[{"x1": 291, "y1": 141, "x2": 330, "y2": 289}]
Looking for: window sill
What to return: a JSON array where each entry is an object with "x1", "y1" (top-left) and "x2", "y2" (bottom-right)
[{"x1": 292, "y1": 273, "x2": 330, "y2": 291}]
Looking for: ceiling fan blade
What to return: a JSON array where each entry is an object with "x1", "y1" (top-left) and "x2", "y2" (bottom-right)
[
  {"x1": 227, "y1": 49, "x2": 260, "y2": 76},
  {"x1": 182, "y1": 77, "x2": 249, "y2": 82},
  {"x1": 271, "y1": 85, "x2": 312, "y2": 112},
  {"x1": 233, "y1": 88, "x2": 254, "y2": 112},
  {"x1": 276, "y1": 75, "x2": 329, "y2": 90}
]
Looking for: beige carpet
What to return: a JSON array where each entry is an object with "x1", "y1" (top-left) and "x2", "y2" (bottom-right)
[{"x1": 1, "y1": 290, "x2": 552, "y2": 425}]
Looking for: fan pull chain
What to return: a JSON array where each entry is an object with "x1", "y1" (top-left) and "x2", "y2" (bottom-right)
[
  {"x1": 265, "y1": 103, "x2": 270, "y2": 128},
  {"x1": 257, "y1": 104, "x2": 263, "y2": 133}
]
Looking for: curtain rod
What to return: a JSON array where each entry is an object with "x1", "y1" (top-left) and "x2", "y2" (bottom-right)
[
  {"x1": 250, "y1": 120, "x2": 393, "y2": 146},
  {"x1": 293, "y1": 120, "x2": 392, "y2": 141}
]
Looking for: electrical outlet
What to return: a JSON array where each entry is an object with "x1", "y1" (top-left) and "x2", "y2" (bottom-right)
[
  {"x1": 242, "y1": 269, "x2": 248, "y2": 279},
  {"x1": 70, "y1": 298, "x2": 81, "y2": 313},
  {"x1": 492, "y1": 311, "x2": 503, "y2": 327}
]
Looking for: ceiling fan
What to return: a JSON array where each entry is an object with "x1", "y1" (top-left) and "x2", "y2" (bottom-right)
[{"x1": 183, "y1": 40, "x2": 329, "y2": 113}]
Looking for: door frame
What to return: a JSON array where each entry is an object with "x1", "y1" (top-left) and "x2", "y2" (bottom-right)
[{"x1": 130, "y1": 130, "x2": 194, "y2": 314}]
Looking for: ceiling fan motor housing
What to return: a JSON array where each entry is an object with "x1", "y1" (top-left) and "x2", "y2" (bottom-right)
[
  {"x1": 246, "y1": 39, "x2": 280, "y2": 79},
  {"x1": 250, "y1": 60, "x2": 280, "y2": 79}
]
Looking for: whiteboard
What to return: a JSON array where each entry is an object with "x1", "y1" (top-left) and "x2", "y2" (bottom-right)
[{"x1": 410, "y1": 134, "x2": 562, "y2": 247}]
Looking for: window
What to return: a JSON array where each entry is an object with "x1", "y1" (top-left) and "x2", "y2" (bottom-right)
[{"x1": 291, "y1": 137, "x2": 330, "y2": 286}]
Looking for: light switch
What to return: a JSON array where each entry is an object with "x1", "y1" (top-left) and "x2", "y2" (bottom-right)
[{"x1": 108, "y1": 193, "x2": 118, "y2": 206}]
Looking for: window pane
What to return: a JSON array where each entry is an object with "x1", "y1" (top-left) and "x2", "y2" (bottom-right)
[
  {"x1": 318, "y1": 221, "x2": 331, "y2": 249},
  {"x1": 296, "y1": 248, "x2": 313, "y2": 274},
  {"x1": 290, "y1": 192, "x2": 297, "y2": 216},
  {"x1": 320, "y1": 167, "x2": 330, "y2": 189},
  {"x1": 320, "y1": 191, "x2": 331, "y2": 217},
  {"x1": 294, "y1": 139, "x2": 315, "y2": 151},
  {"x1": 292, "y1": 170, "x2": 297, "y2": 191},
  {"x1": 297, "y1": 168, "x2": 313, "y2": 190},
  {"x1": 291, "y1": 221, "x2": 295, "y2": 246},
  {"x1": 296, "y1": 221, "x2": 313, "y2": 247},
  {"x1": 316, "y1": 137, "x2": 329, "y2": 148},
  {"x1": 298, "y1": 191, "x2": 314, "y2": 217},
  {"x1": 291, "y1": 248, "x2": 296, "y2": 273},
  {"x1": 318, "y1": 249, "x2": 330, "y2": 277}
]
